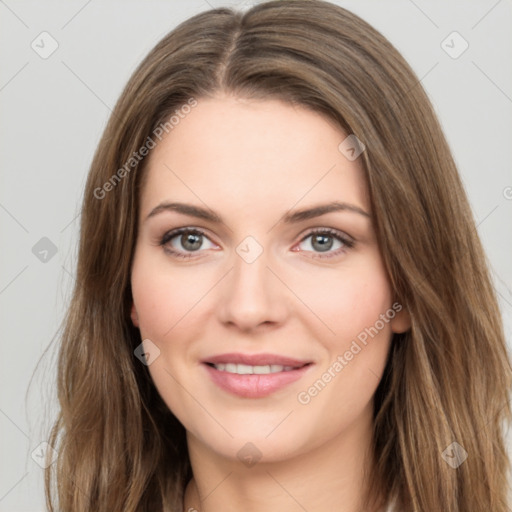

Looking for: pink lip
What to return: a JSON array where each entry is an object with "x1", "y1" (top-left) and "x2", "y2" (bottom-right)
[{"x1": 202, "y1": 353, "x2": 313, "y2": 399}]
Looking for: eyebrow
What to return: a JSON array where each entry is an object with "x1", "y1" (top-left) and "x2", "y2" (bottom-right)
[{"x1": 146, "y1": 200, "x2": 370, "y2": 224}]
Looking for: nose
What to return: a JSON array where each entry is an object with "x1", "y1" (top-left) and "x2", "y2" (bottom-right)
[{"x1": 217, "y1": 243, "x2": 289, "y2": 332}]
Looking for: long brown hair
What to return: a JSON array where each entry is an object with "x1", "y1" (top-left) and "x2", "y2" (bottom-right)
[{"x1": 45, "y1": 1, "x2": 512, "y2": 510}]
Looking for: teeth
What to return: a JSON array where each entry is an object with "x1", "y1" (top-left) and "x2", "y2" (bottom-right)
[
  {"x1": 237, "y1": 364, "x2": 253, "y2": 374},
  {"x1": 254, "y1": 365, "x2": 271, "y2": 374},
  {"x1": 212, "y1": 363, "x2": 296, "y2": 374}
]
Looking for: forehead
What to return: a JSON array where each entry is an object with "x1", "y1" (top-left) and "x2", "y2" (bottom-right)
[{"x1": 140, "y1": 95, "x2": 369, "y2": 221}]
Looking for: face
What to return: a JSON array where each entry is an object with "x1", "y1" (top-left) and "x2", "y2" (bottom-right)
[{"x1": 130, "y1": 94, "x2": 410, "y2": 464}]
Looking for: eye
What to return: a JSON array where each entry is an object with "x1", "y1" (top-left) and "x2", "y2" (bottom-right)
[
  {"x1": 295, "y1": 228, "x2": 354, "y2": 259},
  {"x1": 159, "y1": 227, "x2": 354, "y2": 260},
  {"x1": 160, "y1": 228, "x2": 216, "y2": 259}
]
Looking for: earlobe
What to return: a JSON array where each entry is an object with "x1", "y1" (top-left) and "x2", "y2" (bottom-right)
[
  {"x1": 130, "y1": 303, "x2": 140, "y2": 328},
  {"x1": 390, "y1": 306, "x2": 411, "y2": 334}
]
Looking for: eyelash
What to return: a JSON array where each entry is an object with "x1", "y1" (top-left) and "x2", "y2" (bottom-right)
[{"x1": 159, "y1": 227, "x2": 355, "y2": 260}]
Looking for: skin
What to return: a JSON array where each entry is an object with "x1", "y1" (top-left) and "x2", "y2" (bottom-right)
[{"x1": 130, "y1": 94, "x2": 410, "y2": 512}]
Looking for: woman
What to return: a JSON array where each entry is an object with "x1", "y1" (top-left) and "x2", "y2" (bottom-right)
[{"x1": 45, "y1": 1, "x2": 512, "y2": 511}]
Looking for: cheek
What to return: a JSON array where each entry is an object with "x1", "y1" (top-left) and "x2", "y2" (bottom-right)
[
  {"x1": 295, "y1": 254, "x2": 393, "y2": 348},
  {"x1": 131, "y1": 250, "x2": 211, "y2": 341},
  {"x1": 299, "y1": 259, "x2": 394, "y2": 410},
  {"x1": 293, "y1": 252, "x2": 395, "y2": 413}
]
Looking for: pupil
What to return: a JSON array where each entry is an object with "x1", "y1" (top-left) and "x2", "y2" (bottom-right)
[
  {"x1": 182, "y1": 233, "x2": 202, "y2": 251},
  {"x1": 312, "y1": 234, "x2": 332, "y2": 252}
]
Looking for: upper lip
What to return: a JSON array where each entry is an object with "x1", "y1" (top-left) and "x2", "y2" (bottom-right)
[{"x1": 203, "y1": 353, "x2": 312, "y2": 368}]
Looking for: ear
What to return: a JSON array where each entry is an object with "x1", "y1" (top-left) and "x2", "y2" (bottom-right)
[
  {"x1": 390, "y1": 303, "x2": 411, "y2": 334},
  {"x1": 130, "y1": 302, "x2": 140, "y2": 328}
]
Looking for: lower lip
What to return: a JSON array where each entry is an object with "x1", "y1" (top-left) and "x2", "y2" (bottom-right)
[{"x1": 203, "y1": 363, "x2": 312, "y2": 398}]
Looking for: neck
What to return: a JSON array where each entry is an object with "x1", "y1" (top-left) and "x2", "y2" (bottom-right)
[{"x1": 183, "y1": 404, "x2": 382, "y2": 512}]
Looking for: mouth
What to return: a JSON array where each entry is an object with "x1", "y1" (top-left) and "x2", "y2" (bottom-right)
[{"x1": 202, "y1": 353, "x2": 314, "y2": 398}]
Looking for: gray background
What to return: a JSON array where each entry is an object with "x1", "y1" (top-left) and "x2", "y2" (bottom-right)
[{"x1": 1, "y1": 1, "x2": 511, "y2": 510}]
